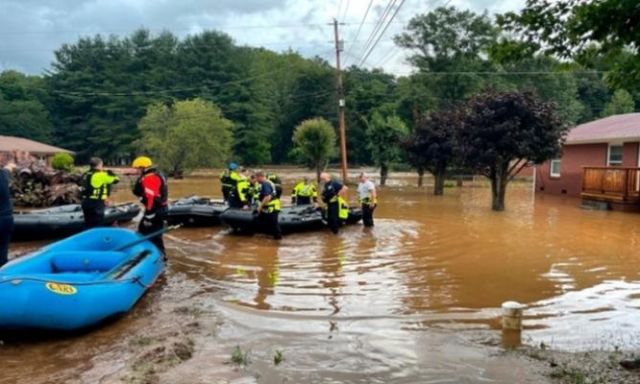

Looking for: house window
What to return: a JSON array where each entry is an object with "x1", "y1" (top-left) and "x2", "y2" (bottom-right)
[
  {"x1": 550, "y1": 159, "x2": 561, "y2": 177},
  {"x1": 608, "y1": 144, "x2": 623, "y2": 166}
]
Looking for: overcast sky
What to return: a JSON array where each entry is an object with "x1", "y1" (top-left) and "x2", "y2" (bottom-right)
[{"x1": 0, "y1": 0, "x2": 524, "y2": 76}]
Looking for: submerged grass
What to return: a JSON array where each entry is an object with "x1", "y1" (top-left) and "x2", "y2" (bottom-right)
[{"x1": 231, "y1": 345, "x2": 251, "y2": 366}]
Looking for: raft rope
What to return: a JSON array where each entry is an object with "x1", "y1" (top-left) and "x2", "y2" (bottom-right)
[{"x1": 0, "y1": 275, "x2": 141, "y2": 286}]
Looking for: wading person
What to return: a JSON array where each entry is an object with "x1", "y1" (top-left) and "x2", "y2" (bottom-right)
[
  {"x1": 291, "y1": 176, "x2": 317, "y2": 206},
  {"x1": 80, "y1": 157, "x2": 119, "y2": 228},
  {"x1": 0, "y1": 163, "x2": 14, "y2": 267},
  {"x1": 320, "y1": 172, "x2": 348, "y2": 234},
  {"x1": 132, "y1": 156, "x2": 168, "y2": 255},
  {"x1": 357, "y1": 173, "x2": 377, "y2": 227},
  {"x1": 223, "y1": 162, "x2": 249, "y2": 208},
  {"x1": 255, "y1": 170, "x2": 282, "y2": 240}
]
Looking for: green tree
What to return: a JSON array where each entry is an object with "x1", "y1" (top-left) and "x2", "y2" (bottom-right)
[
  {"x1": 394, "y1": 6, "x2": 499, "y2": 110},
  {"x1": 0, "y1": 71, "x2": 53, "y2": 142},
  {"x1": 500, "y1": 0, "x2": 640, "y2": 89},
  {"x1": 364, "y1": 112, "x2": 408, "y2": 186},
  {"x1": 601, "y1": 89, "x2": 635, "y2": 117},
  {"x1": 138, "y1": 98, "x2": 233, "y2": 177},
  {"x1": 494, "y1": 56, "x2": 585, "y2": 126},
  {"x1": 292, "y1": 118, "x2": 337, "y2": 183},
  {"x1": 403, "y1": 109, "x2": 459, "y2": 195},
  {"x1": 343, "y1": 67, "x2": 397, "y2": 164},
  {"x1": 458, "y1": 89, "x2": 566, "y2": 211}
]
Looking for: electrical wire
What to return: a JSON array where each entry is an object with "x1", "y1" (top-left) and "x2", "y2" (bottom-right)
[
  {"x1": 356, "y1": 0, "x2": 396, "y2": 65},
  {"x1": 358, "y1": 0, "x2": 407, "y2": 66},
  {"x1": 341, "y1": 0, "x2": 351, "y2": 23},
  {"x1": 343, "y1": 0, "x2": 374, "y2": 67}
]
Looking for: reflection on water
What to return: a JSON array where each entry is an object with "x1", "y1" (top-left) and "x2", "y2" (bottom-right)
[
  {"x1": 167, "y1": 179, "x2": 640, "y2": 349},
  {"x1": 5, "y1": 174, "x2": 640, "y2": 382}
]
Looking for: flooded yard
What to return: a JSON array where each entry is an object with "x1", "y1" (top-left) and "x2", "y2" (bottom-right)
[{"x1": 3, "y1": 172, "x2": 640, "y2": 383}]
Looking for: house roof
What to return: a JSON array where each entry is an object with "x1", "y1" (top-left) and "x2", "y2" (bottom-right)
[
  {"x1": 567, "y1": 113, "x2": 640, "y2": 144},
  {"x1": 0, "y1": 136, "x2": 73, "y2": 154}
]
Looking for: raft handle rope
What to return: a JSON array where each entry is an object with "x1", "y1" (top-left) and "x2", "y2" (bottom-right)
[
  {"x1": 113, "y1": 224, "x2": 182, "y2": 251},
  {"x1": 0, "y1": 275, "x2": 140, "y2": 286}
]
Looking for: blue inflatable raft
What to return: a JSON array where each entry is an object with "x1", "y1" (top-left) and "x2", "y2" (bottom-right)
[{"x1": 0, "y1": 228, "x2": 165, "y2": 331}]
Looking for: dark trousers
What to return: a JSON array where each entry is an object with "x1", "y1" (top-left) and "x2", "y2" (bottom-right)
[
  {"x1": 327, "y1": 201, "x2": 341, "y2": 234},
  {"x1": 82, "y1": 199, "x2": 106, "y2": 229},
  {"x1": 258, "y1": 210, "x2": 282, "y2": 240},
  {"x1": 0, "y1": 216, "x2": 13, "y2": 267},
  {"x1": 139, "y1": 213, "x2": 166, "y2": 253},
  {"x1": 362, "y1": 203, "x2": 375, "y2": 227},
  {"x1": 295, "y1": 196, "x2": 311, "y2": 206}
]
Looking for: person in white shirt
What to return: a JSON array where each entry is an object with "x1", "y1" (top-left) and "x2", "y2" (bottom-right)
[{"x1": 357, "y1": 173, "x2": 377, "y2": 227}]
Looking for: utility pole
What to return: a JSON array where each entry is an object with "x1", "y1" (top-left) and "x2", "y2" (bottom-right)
[{"x1": 332, "y1": 18, "x2": 348, "y2": 183}]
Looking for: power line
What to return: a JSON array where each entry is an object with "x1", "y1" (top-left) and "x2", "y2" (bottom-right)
[
  {"x1": 356, "y1": 0, "x2": 396, "y2": 66},
  {"x1": 358, "y1": 0, "x2": 407, "y2": 66},
  {"x1": 393, "y1": 70, "x2": 608, "y2": 76},
  {"x1": 373, "y1": 47, "x2": 401, "y2": 68},
  {"x1": 343, "y1": 0, "x2": 374, "y2": 67},
  {"x1": 371, "y1": 0, "x2": 448, "y2": 69},
  {"x1": 341, "y1": 0, "x2": 352, "y2": 22}
]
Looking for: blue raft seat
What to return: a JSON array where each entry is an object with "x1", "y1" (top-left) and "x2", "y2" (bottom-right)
[{"x1": 50, "y1": 251, "x2": 129, "y2": 273}]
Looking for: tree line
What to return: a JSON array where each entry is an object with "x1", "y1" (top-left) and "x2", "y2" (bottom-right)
[{"x1": 0, "y1": 3, "x2": 638, "y2": 204}]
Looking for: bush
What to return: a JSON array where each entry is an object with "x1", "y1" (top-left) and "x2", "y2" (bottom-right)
[{"x1": 51, "y1": 153, "x2": 74, "y2": 171}]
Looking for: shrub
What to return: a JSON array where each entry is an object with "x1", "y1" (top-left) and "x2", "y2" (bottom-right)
[{"x1": 51, "y1": 153, "x2": 74, "y2": 171}]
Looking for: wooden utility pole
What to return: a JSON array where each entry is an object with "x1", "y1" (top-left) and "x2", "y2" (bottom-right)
[{"x1": 332, "y1": 18, "x2": 348, "y2": 183}]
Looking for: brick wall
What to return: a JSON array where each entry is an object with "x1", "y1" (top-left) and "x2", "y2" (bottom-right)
[
  {"x1": 623, "y1": 142, "x2": 639, "y2": 167},
  {"x1": 536, "y1": 143, "x2": 608, "y2": 197}
]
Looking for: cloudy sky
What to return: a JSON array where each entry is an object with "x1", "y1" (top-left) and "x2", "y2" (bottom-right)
[{"x1": 0, "y1": 0, "x2": 524, "y2": 75}]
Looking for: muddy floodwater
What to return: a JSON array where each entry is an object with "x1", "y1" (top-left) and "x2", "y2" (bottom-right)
[{"x1": 3, "y1": 172, "x2": 640, "y2": 383}]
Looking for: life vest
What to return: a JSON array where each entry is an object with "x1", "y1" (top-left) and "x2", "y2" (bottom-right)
[
  {"x1": 292, "y1": 181, "x2": 317, "y2": 205},
  {"x1": 260, "y1": 180, "x2": 281, "y2": 213},
  {"x1": 224, "y1": 171, "x2": 249, "y2": 207},
  {"x1": 133, "y1": 168, "x2": 168, "y2": 212},
  {"x1": 293, "y1": 181, "x2": 316, "y2": 197},
  {"x1": 80, "y1": 170, "x2": 119, "y2": 201},
  {"x1": 338, "y1": 196, "x2": 349, "y2": 220}
]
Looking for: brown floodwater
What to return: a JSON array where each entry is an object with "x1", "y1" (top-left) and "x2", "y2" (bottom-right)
[{"x1": 3, "y1": 171, "x2": 640, "y2": 383}]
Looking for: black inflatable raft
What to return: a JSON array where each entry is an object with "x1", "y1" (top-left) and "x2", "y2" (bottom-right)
[
  {"x1": 166, "y1": 196, "x2": 228, "y2": 227},
  {"x1": 12, "y1": 203, "x2": 141, "y2": 241},
  {"x1": 220, "y1": 205, "x2": 363, "y2": 234}
]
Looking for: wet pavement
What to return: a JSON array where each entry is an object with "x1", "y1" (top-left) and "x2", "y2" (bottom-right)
[{"x1": 3, "y1": 172, "x2": 640, "y2": 383}]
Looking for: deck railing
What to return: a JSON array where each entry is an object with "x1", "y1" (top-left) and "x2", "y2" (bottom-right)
[{"x1": 582, "y1": 167, "x2": 640, "y2": 200}]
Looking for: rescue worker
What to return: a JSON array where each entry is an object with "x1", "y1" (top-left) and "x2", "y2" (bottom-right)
[
  {"x1": 247, "y1": 173, "x2": 261, "y2": 207},
  {"x1": 0, "y1": 162, "x2": 15, "y2": 267},
  {"x1": 255, "y1": 170, "x2": 282, "y2": 240},
  {"x1": 320, "y1": 172, "x2": 349, "y2": 234},
  {"x1": 219, "y1": 167, "x2": 233, "y2": 203},
  {"x1": 266, "y1": 172, "x2": 283, "y2": 199},
  {"x1": 357, "y1": 173, "x2": 377, "y2": 227},
  {"x1": 80, "y1": 157, "x2": 119, "y2": 228},
  {"x1": 224, "y1": 163, "x2": 249, "y2": 208},
  {"x1": 291, "y1": 176, "x2": 317, "y2": 206},
  {"x1": 131, "y1": 156, "x2": 168, "y2": 254}
]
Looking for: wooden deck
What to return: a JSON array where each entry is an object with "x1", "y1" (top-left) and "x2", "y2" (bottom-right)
[{"x1": 582, "y1": 167, "x2": 640, "y2": 210}]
